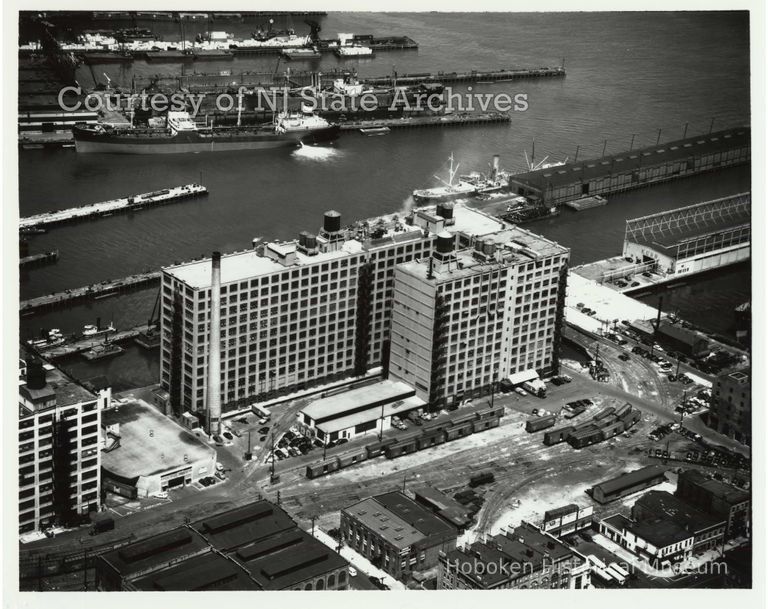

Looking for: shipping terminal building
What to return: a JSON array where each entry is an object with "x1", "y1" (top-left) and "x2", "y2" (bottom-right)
[{"x1": 160, "y1": 203, "x2": 569, "y2": 417}]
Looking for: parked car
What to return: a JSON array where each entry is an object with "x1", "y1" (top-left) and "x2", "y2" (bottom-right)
[
  {"x1": 216, "y1": 462, "x2": 224, "y2": 471},
  {"x1": 618, "y1": 353, "x2": 630, "y2": 361},
  {"x1": 515, "y1": 387, "x2": 527, "y2": 396},
  {"x1": 222, "y1": 431, "x2": 234, "y2": 441},
  {"x1": 258, "y1": 426, "x2": 270, "y2": 435},
  {"x1": 349, "y1": 566, "x2": 358, "y2": 577},
  {"x1": 212, "y1": 434, "x2": 224, "y2": 446}
]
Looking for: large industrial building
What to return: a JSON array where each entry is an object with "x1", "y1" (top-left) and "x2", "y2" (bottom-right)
[
  {"x1": 675, "y1": 470, "x2": 751, "y2": 540},
  {"x1": 507, "y1": 127, "x2": 750, "y2": 207},
  {"x1": 100, "y1": 399, "x2": 217, "y2": 498},
  {"x1": 621, "y1": 193, "x2": 750, "y2": 279},
  {"x1": 438, "y1": 521, "x2": 591, "y2": 589},
  {"x1": 159, "y1": 203, "x2": 508, "y2": 415},
  {"x1": 389, "y1": 226, "x2": 569, "y2": 406},
  {"x1": 708, "y1": 367, "x2": 751, "y2": 446},
  {"x1": 18, "y1": 356, "x2": 111, "y2": 533},
  {"x1": 96, "y1": 500, "x2": 349, "y2": 591},
  {"x1": 341, "y1": 491, "x2": 458, "y2": 580}
]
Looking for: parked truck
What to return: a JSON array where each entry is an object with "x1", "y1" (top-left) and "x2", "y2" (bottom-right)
[
  {"x1": 90, "y1": 516, "x2": 115, "y2": 536},
  {"x1": 522, "y1": 379, "x2": 547, "y2": 398}
]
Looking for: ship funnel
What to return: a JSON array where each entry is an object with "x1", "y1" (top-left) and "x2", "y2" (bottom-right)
[{"x1": 206, "y1": 251, "x2": 222, "y2": 436}]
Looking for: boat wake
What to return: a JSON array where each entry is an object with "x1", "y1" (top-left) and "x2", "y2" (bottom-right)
[{"x1": 291, "y1": 144, "x2": 342, "y2": 162}]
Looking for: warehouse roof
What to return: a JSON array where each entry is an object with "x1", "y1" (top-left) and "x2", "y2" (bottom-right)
[
  {"x1": 343, "y1": 497, "x2": 426, "y2": 550},
  {"x1": 592, "y1": 465, "x2": 667, "y2": 497},
  {"x1": 100, "y1": 527, "x2": 209, "y2": 578},
  {"x1": 411, "y1": 485, "x2": 472, "y2": 529},
  {"x1": 315, "y1": 395, "x2": 425, "y2": 435},
  {"x1": 374, "y1": 492, "x2": 458, "y2": 538},
  {"x1": 192, "y1": 500, "x2": 296, "y2": 551},
  {"x1": 302, "y1": 380, "x2": 416, "y2": 423},
  {"x1": 634, "y1": 491, "x2": 723, "y2": 531},
  {"x1": 679, "y1": 470, "x2": 750, "y2": 505},
  {"x1": 130, "y1": 551, "x2": 259, "y2": 591},
  {"x1": 231, "y1": 528, "x2": 347, "y2": 590},
  {"x1": 509, "y1": 127, "x2": 749, "y2": 191}
]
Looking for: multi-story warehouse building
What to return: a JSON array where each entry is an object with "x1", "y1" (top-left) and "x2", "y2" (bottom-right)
[
  {"x1": 160, "y1": 204, "x2": 506, "y2": 415},
  {"x1": 438, "y1": 522, "x2": 590, "y2": 589},
  {"x1": 389, "y1": 227, "x2": 569, "y2": 406},
  {"x1": 18, "y1": 356, "x2": 111, "y2": 533},
  {"x1": 708, "y1": 367, "x2": 751, "y2": 446},
  {"x1": 675, "y1": 469, "x2": 750, "y2": 540},
  {"x1": 341, "y1": 491, "x2": 458, "y2": 581}
]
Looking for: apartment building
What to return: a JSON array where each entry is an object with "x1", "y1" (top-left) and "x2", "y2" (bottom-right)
[
  {"x1": 389, "y1": 227, "x2": 569, "y2": 406},
  {"x1": 160, "y1": 204, "x2": 506, "y2": 415},
  {"x1": 18, "y1": 356, "x2": 111, "y2": 533}
]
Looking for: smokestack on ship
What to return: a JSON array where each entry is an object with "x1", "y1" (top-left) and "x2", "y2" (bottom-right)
[{"x1": 206, "y1": 251, "x2": 222, "y2": 436}]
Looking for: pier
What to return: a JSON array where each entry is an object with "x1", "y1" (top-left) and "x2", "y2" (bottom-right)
[
  {"x1": 572, "y1": 193, "x2": 751, "y2": 294},
  {"x1": 20, "y1": 250, "x2": 59, "y2": 268},
  {"x1": 29, "y1": 323, "x2": 157, "y2": 360},
  {"x1": 361, "y1": 66, "x2": 565, "y2": 86},
  {"x1": 20, "y1": 272, "x2": 161, "y2": 315},
  {"x1": 340, "y1": 112, "x2": 511, "y2": 131},
  {"x1": 19, "y1": 184, "x2": 208, "y2": 231},
  {"x1": 508, "y1": 126, "x2": 750, "y2": 208}
]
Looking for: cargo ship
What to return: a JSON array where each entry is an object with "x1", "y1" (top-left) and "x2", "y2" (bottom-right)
[
  {"x1": 73, "y1": 110, "x2": 340, "y2": 154},
  {"x1": 413, "y1": 154, "x2": 510, "y2": 203}
]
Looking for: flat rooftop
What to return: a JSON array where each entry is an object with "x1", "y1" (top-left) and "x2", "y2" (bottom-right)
[
  {"x1": 163, "y1": 203, "x2": 508, "y2": 290},
  {"x1": 628, "y1": 216, "x2": 750, "y2": 253},
  {"x1": 316, "y1": 395, "x2": 425, "y2": 435},
  {"x1": 635, "y1": 491, "x2": 722, "y2": 530},
  {"x1": 373, "y1": 491, "x2": 457, "y2": 538},
  {"x1": 192, "y1": 500, "x2": 296, "y2": 552},
  {"x1": 592, "y1": 465, "x2": 667, "y2": 496},
  {"x1": 130, "y1": 551, "x2": 259, "y2": 591},
  {"x1": 19, "y1": 350, "x2": 96, "y2": 411},
  {"x1": 231, "y1": 528, "x2": 347, "y2": 590},
  {"x1": 301, "y1": 379, "x2": 415, "y2": 422},
  {"x1": 680, "y1": 470, "x2": 750, "y2": 505},
  {"x1": 509, "y1": 127, "x2": 750, "y2": 191},
  {"x1": 101, "y1": 400, "x2": 215, "y2": 479},
  {"x1": 398, "y1": 226, "x2": 568, "y2": 284},
  {"x1": 343, "y1": 497, "x2": 430, "y2": 550}
]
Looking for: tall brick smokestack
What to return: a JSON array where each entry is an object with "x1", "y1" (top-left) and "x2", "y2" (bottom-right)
[{"x1": 207, "y1": 251, "x2": 222, "y2": 436}]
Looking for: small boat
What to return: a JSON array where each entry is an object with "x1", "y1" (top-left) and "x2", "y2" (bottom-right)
[
  {"x1": 82, "y1": 343, "x2": 125, "y2": 361},
  {"x1": 359, "y1": 126, "x2": 390, "y2": 136},
  {"x1": 82, "y1": 322, "x2": 116, "y2": 337},
  {"x1": 282, "y1": 47, "x2": 322, "y2": 60}
]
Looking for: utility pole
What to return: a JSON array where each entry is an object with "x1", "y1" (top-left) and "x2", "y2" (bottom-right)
[
  {"x1": 83, "y1": 548, "x2": 88, "y2": 591},
  {"x1": 270, "y1": 429, "x2": 276, "y2": 480},
  {"x1": 675, "y1": 353, "x2": 682, "y2": 378},
  {"x1": 378, "y1": 400, "x2": 385, "y2": 442},
  {"x1": 311, "y1": 516, "x2": 316, "y2": 536},
  {"x1": 402, "y1": 474, "x2": 407, "y2": 493}
]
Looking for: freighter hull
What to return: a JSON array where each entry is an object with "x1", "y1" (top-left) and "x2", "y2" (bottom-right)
[{"x1": 73, "y1": 125, "x2": 340, "y2": 154}]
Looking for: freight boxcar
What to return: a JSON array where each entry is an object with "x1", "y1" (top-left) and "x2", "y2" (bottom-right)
[
  {"x1": 568, "y1": 427, "x2": 602, "y2": 449},
  {"x1": 599, "y1": 420, "x2": 625, "y2": 441},
  {"x1": 620, "y1": 409, "x2": 641, "y2": 431},
  {"x1": 445, "y1": 420, "x2": 475, "y2": 441},
  {"x1": 305, "y1": 457, "x2": 341, "y2": 479},
  {"x1": 384, "y1": 430, "x2": 422, "y2": 458},
  {"x1": 525, "y1": 414, "x2": 557, "y2": 433},
  {"x1": 473, "y1": 416, "x2": 501, "y2": 433},
  {"x1": 593, "y1": 407, "x2": 616, "y2": 421},
  {"x1": 469, "y1": 471, "x2": 495, "y2": 487},
  {"x1": 543, "y1": 426, "x2": 574, "y2": 446},
  {"x1": 614, "y1": 402, "x2": 632, "y2": 419},
  {"x1": 337, "y1": 447, "x2": 369, "y2": 468},
  {"x1": 365, "y1": 437, "x2": 396, "y2": 459},
  {"x1": 417, "y1": 428, "x2": 447, "y2": 450}
]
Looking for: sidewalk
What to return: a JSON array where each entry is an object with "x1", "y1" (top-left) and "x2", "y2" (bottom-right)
[{"x1": 311, "y1": 528, "x2": 405, "y2": 590}]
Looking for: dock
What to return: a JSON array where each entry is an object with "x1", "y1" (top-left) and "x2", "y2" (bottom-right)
[
  {"x1": 340, "y1": 112, "x2": 511, "y2": 131},
  {"x1": 20, "y1": 272, "x2": 161, "y2": 315},
  {"x1": 19, "y1": 184, "x2": 208, "y2": 231},
  {"x1": 509, "y1": 126, "x2": 750, "y2": 208},
  {"x1": 20, "y1": 250, "x2": 59, "y2": 268},
  {"x1": 28, "y1": 324, "x2": 155, "y2": 359},
  {"x1": 361, "y1": 66, "x2": 565, "y2": 87}
]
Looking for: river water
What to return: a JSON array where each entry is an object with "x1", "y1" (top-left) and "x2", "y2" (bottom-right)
[{"x1": 19, "y1": 12, "x2": 751, "y2": 390}]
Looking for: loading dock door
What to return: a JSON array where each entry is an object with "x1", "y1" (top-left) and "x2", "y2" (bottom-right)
[{"x1": 166, "y1": 475, "x2": 186, "y2": 489}]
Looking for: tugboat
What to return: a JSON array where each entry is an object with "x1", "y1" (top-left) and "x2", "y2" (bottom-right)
[
  {"x1": 82, "y1": 319, "x2": 116, "y2": 338},
  {"x1": 73, "y1": 107, "x2": 340, "y2": 154},
  {"x1": 82, "y1": 343, "x2": 125, "y2": 361},
  {"x1": 413, "y1": 154, "x2": 479, "y2": 203}
]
